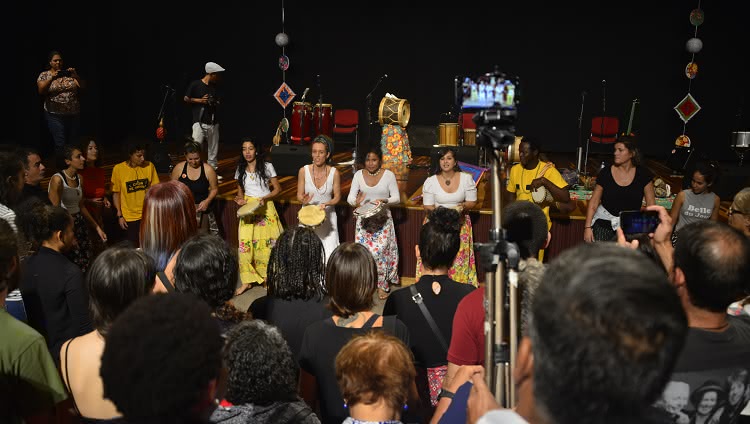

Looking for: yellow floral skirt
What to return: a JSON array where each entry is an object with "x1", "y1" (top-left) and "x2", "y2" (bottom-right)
[
  {"x1": 415, "y1": 213, "x2": 478, "y2": 286},
  {"x1": 238, "y1": 197, "x2": 283, "y2": 286}
]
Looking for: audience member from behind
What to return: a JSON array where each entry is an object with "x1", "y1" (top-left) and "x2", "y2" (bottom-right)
[
  {"x1": 650, "y1": 220, "x2": 750, "y2": 424},
  {"x1": 468, "y1": 243, "x2": 688, "y2": 424},
  {"x1": 0, "y1": 147, "x2": 25, "y2": 232},
  {"x1": 335, "y1": 331, "x2": 418, "y2": 424},
  {"x1": 100, "y1": 293, "x2": 225, "y2": 424},
  {"x1": 383, "y1": 207, "x2": 475, "y2": 411},
  {"x1": 728, "y1": 187, "x2": 750, "y2": 237},
  {"x1": 18, "y1": 200, "x2": 92, "y2": 363},
  {"x1": 249, "y1": 226, "x2": 331, "y2": 357},
  {"x1": 433, "y1": 200, "x2": 549, "y2": 424},
  {"x1": 173, "y1": 233, "x2": 249, "y2": 334},
  {"x1": 59, "y1": 247, "x2": 156, "y2": 422},
  {"x1": 0, "y1": 218, "x2": 68, "y2": 424},
  {"x1": 111, "y1": 138, "x2": 160, "y2": 248},
  {"x1": 141, "y1": 180, "x2": 198, "y2": 292},
  {"x1": 298, "y1": 242, "x2": 411, "y2": 424},
  {"x1": 211, "y1": 320, "x2": 320, "y2": 424}
]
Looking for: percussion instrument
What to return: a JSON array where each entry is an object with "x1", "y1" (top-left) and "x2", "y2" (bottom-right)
[
  {"x1": 463, "y1": 128, "x2": 476, "y2": 146},
  {"x1": 438, "y1": 123, "x2": 459, "y2": 146},
  {"x1": 291, "y1": 102, "x2": 312, "y2": 144},
  {"x1": 531, "y1": 186, "x2": 554, "y2": 204},
  {"x1": 236, "y1": 198, "x2": 262, "y2": 218},
  {"x1": 505, "y1": 136, "x2": 523, "y2": 163},
  {"x1": 298, "y1": 204, "x2": 326, "y2": 228},
  {"x1": 378, "y1": 96, "x2": 411, "y2": 127},
  {"x1": 313, "y1": 103, "x2": 333, "y2": 138},
  {"x1": 354, "y1": 201, "x2": 388, "y2": 233}
]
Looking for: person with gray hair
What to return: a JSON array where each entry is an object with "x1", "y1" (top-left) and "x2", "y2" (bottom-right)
[
  {"x1": 211, "y1": 320, "x2": 320, "y2": 424},
  {"x1": 469, "y1": 243, "x2": 688, "y2": 424}
]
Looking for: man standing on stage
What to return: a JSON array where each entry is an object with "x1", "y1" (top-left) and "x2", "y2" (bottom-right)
[
  {"x1": 505, "y1": 137, "x2": 571, "y2": 260},
  {"x1": 184, "y1": 61, "x2": 225, "y2": 180}
]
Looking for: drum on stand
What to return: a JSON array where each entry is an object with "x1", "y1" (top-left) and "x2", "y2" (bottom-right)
[
  {"x1": 313, "y1": 103, "x2": 333, "y2": 138},
  {"x1": 290, "y1": 102, "x2": 312, "y2": 144},
  {"x1": 378, "y1": 97, "x2": 411, "y2": 127},
  {"x1": 439, "y1": 123, "x2": 459, "y2": 146},
  {"x1": 463, "y1": 128, "x2": 476, "y2": 146}
]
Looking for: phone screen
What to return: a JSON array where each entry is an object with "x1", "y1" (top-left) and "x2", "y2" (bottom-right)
[{"x1": 619, "y1": 210, "x2": 660, "y2": 235}]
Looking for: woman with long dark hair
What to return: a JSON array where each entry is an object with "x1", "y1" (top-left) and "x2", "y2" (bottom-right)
[{"x1": 234, "y1": 137, "x2": 282, "y2": 294}]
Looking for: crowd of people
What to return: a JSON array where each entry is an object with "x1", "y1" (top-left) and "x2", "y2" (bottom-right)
[{"x1": 3, "y1": 58, "x2": 750, "y2": 423}]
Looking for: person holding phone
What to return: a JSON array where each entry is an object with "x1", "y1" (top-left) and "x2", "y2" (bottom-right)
[{"x1": 584, "y1": 137, "x2": 655, "y2": 242}]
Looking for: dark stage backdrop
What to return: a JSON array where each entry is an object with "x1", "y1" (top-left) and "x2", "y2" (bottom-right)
[{"x1": 6, "y1": 1, "x2": 749, "y2": 162}]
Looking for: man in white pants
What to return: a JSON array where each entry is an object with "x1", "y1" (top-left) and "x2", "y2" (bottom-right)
[{"x1": 184, "y1": 61, "x2": 225, "y2": 180}]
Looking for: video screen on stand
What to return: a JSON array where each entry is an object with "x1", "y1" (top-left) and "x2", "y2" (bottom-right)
[{"x1": 459, "y1": 74, "x2": 517, "y2": 110}]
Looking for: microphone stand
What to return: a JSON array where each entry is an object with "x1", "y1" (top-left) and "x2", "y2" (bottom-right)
[
  {"x1": 577, "y1": 91, "x2": 586, "y2": 174},
  {"x1": 365, "y1": 75, "x2": 387, "y2": 150},
  {"x1": 316, "y1": 74, "x2": 323, "y2": 138}
]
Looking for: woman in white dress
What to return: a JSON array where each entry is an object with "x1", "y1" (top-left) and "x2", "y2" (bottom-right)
[
  {"x1": 418, "y1": 146, "x2": 478, "y2": 286},
  {"x1": 347, "y1": 146, "x2": 400, "y2": 299},
  {"x1": 297, "y1": 135, "x2": 341, "y2": 262}
]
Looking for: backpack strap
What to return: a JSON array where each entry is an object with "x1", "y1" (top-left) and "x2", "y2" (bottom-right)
[{"x1": 410, "y1": 285, "x2": 448, "y2": 352}]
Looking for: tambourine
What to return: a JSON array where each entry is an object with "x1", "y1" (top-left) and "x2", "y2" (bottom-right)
[
  {"x1": 353, "y1": 201, "x2": 384, "y2": 218},
  {"x1": 237, "y1": 198, "x2": 262, "y2": 218},
  {"x1": 298, "y1": 204, "x2": 326, "y2": 228},
  {"x1": 531, "y1": 186, "x2": 554, "y2": 204}
]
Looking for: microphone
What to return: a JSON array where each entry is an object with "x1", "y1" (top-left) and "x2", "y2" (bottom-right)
[
  {"x1": 582, "y1": 90, "x2": 587, "y2": 96},
  {"x1": 602, "y1": 79, "x2": 606, "y2": 85},
  {"x1": 301, "y1": 87, "x2": 310, "y2": 101},
  {"x1": 383, "y1": 73, "x2": 388, "y2": 79},
  {"x1": 162, "y1": 85, "x2": 175, "y2": 91}
]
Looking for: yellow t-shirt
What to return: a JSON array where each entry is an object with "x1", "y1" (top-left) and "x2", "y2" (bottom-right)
[
  {"x1": 111, "y1": 161, "x2": 159, "y2": 222},
  {"x1": 506, "y1": 161, "x2": 568, "y2": 231}
]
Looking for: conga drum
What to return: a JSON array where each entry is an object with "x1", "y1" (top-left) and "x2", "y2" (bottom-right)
[
  {"x1": 463, "y1": 128, "x2": 476, "y2": 146},
  {"x1": 439, "y1": 123, "x2": 459, "y2": 146},
  {"x1": 506, "y1": 136, "x2": 523, "y2": 163},
  {"x1": 313, "y1": 103, "x2": 333, "y2": 138},
  {"x1": 378, "y1": 97, "x2": 411, "y2": 127},
  {"x1": 290, "y1": 102, "x2": 312, "y2": 144}
]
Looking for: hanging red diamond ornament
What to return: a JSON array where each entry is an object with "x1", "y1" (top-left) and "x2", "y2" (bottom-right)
[
  {"x1": 674, "y1": 93, "x2": 701, "y2": 123},
  {"x1": 273, "y1": 82, "x2": 296, "y2": 108}
]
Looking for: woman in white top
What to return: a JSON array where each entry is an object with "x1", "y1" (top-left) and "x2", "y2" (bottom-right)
[
  {"x1": 297, "y1": 135, "x2": 341, "y2": 263},
  {"x1": 347, "y1": 146, "x2": 400, "y2": 299},
  {"x1": 418, "y1": 146, "x2": 478, "y2": 286},
  {"x1": 234, "y1": 137, "x2": 283, "y2": 294},
  {"x1": 48, "y1": 145, "x2": 107, "y2": 273}
]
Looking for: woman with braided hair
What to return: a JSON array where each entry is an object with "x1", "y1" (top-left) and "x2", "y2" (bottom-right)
[{"x1": 249, "y1": 226, "x2": 331, "y2": 358}]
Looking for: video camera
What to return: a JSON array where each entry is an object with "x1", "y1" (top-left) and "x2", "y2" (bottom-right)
[{"x1": 455, "y1": 68, "x2": 520, "y2": 151}]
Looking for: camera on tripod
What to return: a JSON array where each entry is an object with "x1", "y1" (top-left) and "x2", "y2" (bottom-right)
[{"x1": 455, "y1": 68, "x2": 520, "y2": 150}]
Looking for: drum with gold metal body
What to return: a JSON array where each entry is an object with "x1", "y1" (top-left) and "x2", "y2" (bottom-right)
[
  {"x1": 438, "y1": 123, "x2": 459, "y2": 146},
  {"x1": 463, "y1": 128, "x2": 476, "y2": 146}
]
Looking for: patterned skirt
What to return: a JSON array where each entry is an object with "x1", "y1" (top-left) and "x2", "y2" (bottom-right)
[
  {"x1": 416, "y1": 214, "x2": 478, "y2": 286},
  {"x1": 66, "y1": 212, "x2": 91, "y2": 274},
  {"x1": 380, "y1": 124, "x2": 412, "y2": 165},
  {"x1": 355, "y1": 209, "x2": 399, "y2": 291},
  {"x1": 238, "y1": 198, "x2": 283, "y2": 286}
]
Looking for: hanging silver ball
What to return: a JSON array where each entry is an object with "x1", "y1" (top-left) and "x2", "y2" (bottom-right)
[
  {"x1": 275, "y1": 32, "x2": 289, "y2": 47},
  {"x1": 685, "y1": 37, "x2": 703, "y2": 54}
]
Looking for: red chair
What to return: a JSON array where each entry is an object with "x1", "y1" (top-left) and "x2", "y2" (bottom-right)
[
  {"x1": 590, "y1": 116, "x2": 619, "y2": 144},
  {"x1": 332, "y1": 109, "x2": 359, "y2": 146},
  {"x1": 461, "y1": 112, "x2": 476, "y2": 130}
]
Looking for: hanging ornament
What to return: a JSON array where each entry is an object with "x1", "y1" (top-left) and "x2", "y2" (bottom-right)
[
  {"x1": 685, "y1": 62, "x2": 698, "y2": 79},
  {"x1": 155, "y1": 118, "x2": 166, "y2": 141},
  {"x1": 674, "y1": 93, "x2": 701, "y2": 123},
  {"x1": 689, "y1": 9, "x2": 704, "y2": 26},
  {"x1": 686, "y1": 37, "x2": 703, "y2": 54},
  {"x1": 675, "y1": 134, "x2": 691, "y2": 147},
  {"x1": 275, "y1": 32, "x2": 289, "y2": 47},
  {"x1": 273, "y1": 82, "x2": 296, "y2": 108},
  {"x1": 278, "y1": 54, "x2": 290, "y2": 71}
]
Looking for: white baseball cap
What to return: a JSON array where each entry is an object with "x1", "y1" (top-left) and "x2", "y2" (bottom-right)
[{"x1": 205, "y1": 62, "x2": 225, "y2": 74}]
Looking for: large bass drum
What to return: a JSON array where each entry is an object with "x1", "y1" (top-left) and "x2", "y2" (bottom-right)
[{"x1": 378, "y1": 96, "x2": 411, "y2": 127}]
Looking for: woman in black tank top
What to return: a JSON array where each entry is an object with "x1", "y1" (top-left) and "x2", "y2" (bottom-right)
[{"x1": 170, "y1": 140, "x2": 220, "y2": 235}]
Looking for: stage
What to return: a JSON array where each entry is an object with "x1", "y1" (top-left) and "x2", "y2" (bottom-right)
[{"x1": 38, "y1": 139, "x2": 740, "y2": 279}]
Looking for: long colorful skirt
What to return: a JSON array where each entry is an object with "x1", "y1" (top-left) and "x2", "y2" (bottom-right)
[
  {"x1": 66, "y1": 212, "x2": 92, "y2": 274},
  {"x1": 355, "y1": 209, "x2": 399, "y2": 292},
  {"x1": 238, "y1": 198, "x2": 283, "y2": 286},
  {"x1": 381, "y1": 124, "x2": 412, "y2": 165},
  {"x1": 416, "y1": 214, "x2": 478, "y2": 286}
]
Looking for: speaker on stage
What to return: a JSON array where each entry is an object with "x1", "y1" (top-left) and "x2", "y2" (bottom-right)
[
  {"x1": 270, "y1": 144, "x2": 311, "y2": 176},
  {"x1": 430, "y1": 145, "x2": 479, "y2": 172}
]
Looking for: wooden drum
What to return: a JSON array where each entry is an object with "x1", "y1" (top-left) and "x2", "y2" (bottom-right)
[
  {"x1": 378, "y1": 97, "x2": 411, "y2": 127},
  {"x1": 439, "y1": 123, "x2": 459, "y2": 146},
  {"x1": 463, "y1": 128, "x2": 476, "y2": 146}
]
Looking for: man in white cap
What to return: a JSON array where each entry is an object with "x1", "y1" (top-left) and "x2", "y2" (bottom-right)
[{"x1": 184, "y1": 61, "x2": 225, "y2": 180}]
